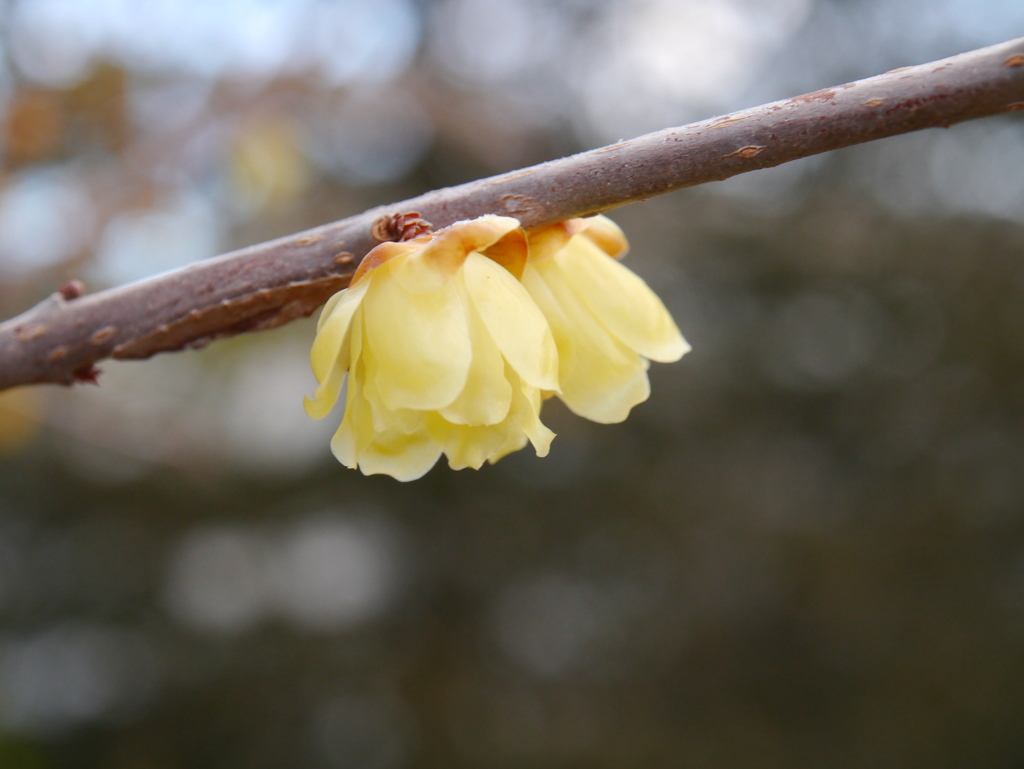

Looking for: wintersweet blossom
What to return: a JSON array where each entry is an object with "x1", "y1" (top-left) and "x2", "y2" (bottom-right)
[
  {"x1": 304, "y1": 216, "x2": 559, "y2": 481},
  {"x1": 521, "y1": 215, "x2": 690, "y2": 423}
]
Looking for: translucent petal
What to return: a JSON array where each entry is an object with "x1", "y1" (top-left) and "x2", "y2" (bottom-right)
[
  {"x1": 579, "y1": 215, "x2": 629, "y2": 258},
  {"x1": 367, "y1": 395, "x2": 428, "y2": 435},
  {"x1": 392, "y1": 215, "x2": 522, "y2": 294},
  {"x1": 329, "y1": 409, "x2": 358, "y2": 469},
  {"x1": 309, "y1": 279, "x2": 369, "y2": 381},
  {"x1": 345, "y1": 424, "x2": 441, "y2": 481},
  {"x1": 346, "y1": 307, "x2": 364, "y2": 376},
  {"x1": 426, "y1": 366, "x2": 555, "y2": 469},
  {"x1": 506, "y1": 377, "x2": 555, "y2": 458},
  {"x1": 463, "y1": 252, "x2": 559, "y2": 391},
  {"x1": 481, "y1": 227, "x2": 528, "y2": 280},
  {"x1": 303, "y1": 362, "x2": 346, "y2": 419},
  {"x1": 526, "y1": 220, "x2": 584, "y2": 262},
  {"x1": 486, "y1": 432, "x2": 530, "y2": 465},
  {"x1": 329, "y1": 359, "x2": 369, "y2": 470},
  {"x1": 361, "y1": 339, "x2": 435, "y2": 433},
  {"x1": 521, "y1": 264, "x2": 576, "y2": 377},
  {"x1": 331, "y1": 358, "x2": 441, "y2": 481},
  {"x1": 528, "y1": 260, "x2": 651, "y2": 424},
  {"x1": 330, "y1": 313, "x2": 371, "y2": 460},
  {"x1": 439, "y1": 276, "x2": 512, "y2": 426},
  {"x1": 363, "y1": 263, "x2": 472, "y2": 411},
  {"x1": 554, "y1": 237, "x2": 689, "y2": 363},
  {"x1": 426, "y1": 414, "x2": 514, "y2": 471},
  {"x1": 350, "y1": 240, "x2": 422, "y2": 286},
  {"x1": 316, "y1": 290, "x2": 344, "y2": 333}
]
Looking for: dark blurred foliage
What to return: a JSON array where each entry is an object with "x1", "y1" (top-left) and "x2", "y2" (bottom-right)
[{"x1": 1, "y1": 0, "x2": 1024, "y2": 767}]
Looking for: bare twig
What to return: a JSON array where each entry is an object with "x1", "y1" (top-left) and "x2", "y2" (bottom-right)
[{"x1": 2, "y1": 37, "x2": 1023, "y2": 391}]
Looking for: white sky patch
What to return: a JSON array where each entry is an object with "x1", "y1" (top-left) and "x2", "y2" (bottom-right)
[
  {"x1": 9, "y1": 0, "x2": 101, "y2": 87},
  {"x1": 429, "y1": 0, "x2": 564, "y2": 85},
  {"x1": 0, "y1": 167, "x2": 95, "y2": 280},
  {"x1": 9, "y1": 0, "x2": 420, "y2": 84},
  {"x1": 307, "y1": 90, "x2": 434, "y2": 184},
  {"x1": 619, "y1": 2, "x2": 755, "y2": 102},
  {"x1": 576, "y1": 0, "x2": 812, "y2": 144},
  {"x1": 307, "y1": 0, "x2": 421, "y2": 85},
  {"x1": 89, "y1": 190, "x2": 221, "y2": 286}
]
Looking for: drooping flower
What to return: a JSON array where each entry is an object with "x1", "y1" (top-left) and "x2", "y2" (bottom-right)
[
  {"x1": 304, "y1": 216, "x2": 559, "y2": 481},
  {"x1": 521, "y1": 215, "x2": 690, "y2": 424}
]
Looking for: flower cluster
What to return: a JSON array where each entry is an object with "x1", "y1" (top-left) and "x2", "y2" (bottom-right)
[{"x1": 305, "y1": 214, "x2": 688, "y2": 481}]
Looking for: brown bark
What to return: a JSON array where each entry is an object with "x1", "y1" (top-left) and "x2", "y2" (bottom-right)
[{"x1": 2, "y1": 36, "x2": 1023, "y2": 391}]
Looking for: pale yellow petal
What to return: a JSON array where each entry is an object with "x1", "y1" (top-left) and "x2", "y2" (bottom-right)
[
  {"x1": 303, "y1": 362, "x2": 346, "y2": 419},
  {"x1": 463, "y1": 252, "x2": 559, "y2": 392},
  {"x1": 316, "y1": 290, "x2": 344, "y2": 333},
  {"x1": 439, "y1": 275, "x2": 512, "y2": 426},
  {"x1": 486, "y1": 433, "x2": 530, "y2": 464},
  {"x1": 427, "y1": 367, "x2": 555, "y2": 469},
  {"x1": 362, "y1": 373, "x2": 429, "y2": 435},
  {"x1": 506, "y1": 377, "x2": 555, "y2": 458},
  {"x1": 527, "y1": 260, "x2": 651, "y2": 424},
  {"x1": 392, "y1": 215, "x2": 523, "y2": 294},
  {"x1": 476, "y1": 370, "x2": 555, "y2": 464},
  {"x1": 345, "y1": 425, "x2": 441, "y2": 481},
  {"x1": 329, "y1": 313, "x2": 370, "y2": 464},
  {"x1": 359, "y1": 337, "x2": 432, "y2": 433},
  {"x1": 362, "y1": 263, "x2": 471, "y2": 411},
  {"x1": 481, "y1": 226, "x2": 528, "y2": 280},
  {"x1": 329, "y1": 408, "x2": 358, "y2": 470},
  {"x1": 526, "y1": 220, "x2": 586, "y2": 262},
  {"x1": 426, "y1": 414, "x2": 513, "y2": 471},
  {"x1": 579, "y1": 215, "x2": 629, "y2": 258},
  {"x1": 555, "y1": 237, "x2": 689, "y2": 363},
  {"x1": 521, "y1": 263, "x2": 577, "y2": 378},
  {"x1": 309, "y1": 279, "x2": 369, "y2": 381},
  {"x1": 329, "y1": 360, "x2": 369, "y2": 470},
  {"x1": 350, "y1": 239, "x2": 423, "y2": 286},
  {"x1": 331, "y1": 358, "x2": 441, "y2": 481}
]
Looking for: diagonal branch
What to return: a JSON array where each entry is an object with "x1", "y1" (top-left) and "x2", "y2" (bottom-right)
[{"x1": 2, "y1": 37, "x2": 1023, "y2": 392}]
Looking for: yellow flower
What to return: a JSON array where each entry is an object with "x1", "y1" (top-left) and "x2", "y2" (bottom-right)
[
  {"x1": 522, "y1": 215, "x2": 690, "y2": 423},
  {"x1": 305, "y1": 216, "x2": 559, "y2": 481}
]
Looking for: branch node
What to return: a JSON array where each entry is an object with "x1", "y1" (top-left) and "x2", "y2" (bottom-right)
[
  {"x1": 371, "y1": 212, "x2": 433, "y2": 243},
  {"x1": 59, "y1": 280, "x2": 86, "y2": 301},
  {"x1": 89, "y1": 326, "x2": 118, "y2": 345},
  {"x1": 724, "y1": 145, "x2": 767, "y2": 159},
  {"x1": 73, "y1": 365, "x2": 101, "y2": 385},
  {"x1": 16, "y1": 325, "x2": 48, "y2": 342},
  {"x1": 499, "y1": 194, "x2": 544, "y2": 219},
  {"x1": 47, "y1": 345, "x2": 70, "y2": 362}
]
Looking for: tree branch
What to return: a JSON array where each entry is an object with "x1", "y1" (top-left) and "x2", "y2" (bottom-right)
[{"x1": 2, "y1": 37, "x2": 1023, "y2": 392}]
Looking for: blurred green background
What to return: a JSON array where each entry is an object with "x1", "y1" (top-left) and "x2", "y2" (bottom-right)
[{"x1": 1, "y1": 1, "x2": 1024, "y2": 767}]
